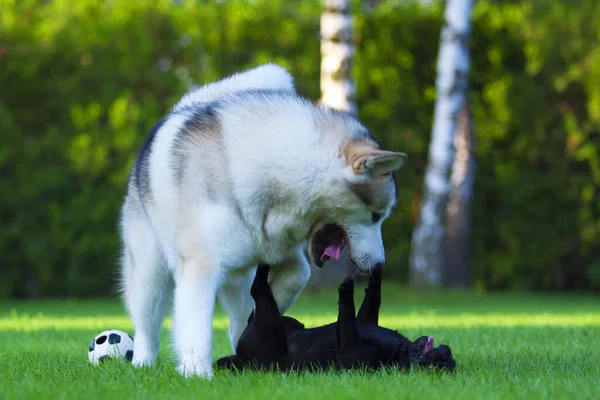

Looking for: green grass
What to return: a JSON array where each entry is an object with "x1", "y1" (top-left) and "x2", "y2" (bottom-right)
[{"x1": 1, "y1": 284, "x2": 599, "y2": 400}]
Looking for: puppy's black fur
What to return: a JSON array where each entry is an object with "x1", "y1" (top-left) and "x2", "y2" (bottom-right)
[{"x1": 214, "y1": 265, "x2": 456, "y2": 373}]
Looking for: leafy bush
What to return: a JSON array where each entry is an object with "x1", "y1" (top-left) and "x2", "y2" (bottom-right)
[{"x1": 0, "y1": 0, "x2": 598, "y2": 297}]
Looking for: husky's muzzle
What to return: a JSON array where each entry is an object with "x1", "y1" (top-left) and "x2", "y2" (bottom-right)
[
  {"x1": 309, "y1": 223, "x2": 347, "y2": 268},
  {"x1": 308, "y1": 222, "x2": 385, "y2": 272}
]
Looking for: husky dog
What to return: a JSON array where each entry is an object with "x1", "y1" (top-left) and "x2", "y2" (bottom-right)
[{"x1": 119, "y1": 64, "x2": 407, "y2": 378}]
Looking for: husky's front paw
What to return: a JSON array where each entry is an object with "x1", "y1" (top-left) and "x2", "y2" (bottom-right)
[
  {"x1": 177, "y1": 361, "x2": 214, "y2": 380},
  {"x1": 131, "y1": 339, "x2": 157, "y2": 368},
  {"x1": 131, "y1": 357, "x2": 154, "y2": 368}
]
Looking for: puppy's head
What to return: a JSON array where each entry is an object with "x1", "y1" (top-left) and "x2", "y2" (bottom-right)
[
  {"x1": 409, "y1": 336, "x2": 456, "y2": 371},
  {"x1": 307, "y1": 128, "x2": 406, "y2": 273}
]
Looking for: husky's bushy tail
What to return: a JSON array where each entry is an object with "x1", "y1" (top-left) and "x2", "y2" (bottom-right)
[{"x1": 172, "y1": 63, "x2": 296, "y2": 112}]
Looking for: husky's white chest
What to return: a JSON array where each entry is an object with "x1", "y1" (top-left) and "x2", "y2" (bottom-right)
[{"x1": 189, "y1": 203, "x2": 307, "y2": 270}]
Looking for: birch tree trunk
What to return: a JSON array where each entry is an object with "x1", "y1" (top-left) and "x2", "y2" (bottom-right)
[
  {"x1": 409, "y1": 0, "x2": 474, "y2": 287},
  {"x1": 308, "y1": 0, "x2": 355, "y2": 290},
  {"x1": 443, "y1": 98, "x2": 476, "y2": 288},
  {"x1": 319, "y1": 0, "x2": 356, "y2": 115}
]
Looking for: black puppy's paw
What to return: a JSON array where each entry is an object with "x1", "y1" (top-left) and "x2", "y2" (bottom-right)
[
  {"x1": 255, "y1": 264, "x2": 270, "y2": 282},
  {"x1": 251, "y1": 265, "x2": 271, "y2": 298},
  {"x1": 368, "y1": 267, "x2": 383, "y2": 287},
  {"x1": 338, "y1": 277, "x2": 354, "y2": 296},
  {"x1": 214, "y1": 355, "x2": 242, "y2": 371}
]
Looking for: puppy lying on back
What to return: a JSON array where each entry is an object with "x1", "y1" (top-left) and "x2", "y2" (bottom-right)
[{"x1": 215, "y1": 265, "x2": 456, "y2": 372}]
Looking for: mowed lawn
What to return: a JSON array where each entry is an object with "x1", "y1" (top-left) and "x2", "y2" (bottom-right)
[{"x1": 1, "y1": 283, "x2": 599, "y2": 400}]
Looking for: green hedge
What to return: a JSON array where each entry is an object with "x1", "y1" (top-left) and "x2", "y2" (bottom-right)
[{"x1": 1, "y1": 0, "x2": 599, "y2": 297}]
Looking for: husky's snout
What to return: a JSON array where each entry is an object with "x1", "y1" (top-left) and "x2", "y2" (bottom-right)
[
  {"x1": 307, "y1": 221, "x2": 384, "y2": 273},
  {"x1": 346, "y1": 222, "x2": 386, "y2": 273}
]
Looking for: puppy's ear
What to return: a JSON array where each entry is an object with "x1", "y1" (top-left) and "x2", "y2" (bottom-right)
[{"x1": 346, "y1": 143, "x2": 407, "y2": 176}]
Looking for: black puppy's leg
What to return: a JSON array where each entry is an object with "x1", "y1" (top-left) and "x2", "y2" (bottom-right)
[
  {"x1": 218, "y1": 265, "x2": 288, "y2": 372},
  {"x1": 239, "y1": 264, "x2": 288, "y2": 368},
  {"x1": 356, "y1": 267, "x2": 382, "y2": 325},
  {"x1": 243, "y1": 265, "x2": 275, "y2": 330},
  {"x1": 336, "y1": 277, "x2": 361, "y2": 351},
  {"x1": 250, "y1": 265, "x2": 283, "y2": 327}
]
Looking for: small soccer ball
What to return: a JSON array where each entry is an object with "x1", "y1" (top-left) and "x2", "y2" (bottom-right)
[{"x1": 88, "y1": 329, "x2": 134, "y2": 365}]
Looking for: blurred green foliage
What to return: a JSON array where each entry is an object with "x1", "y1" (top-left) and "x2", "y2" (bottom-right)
[{"x1": 1, "y1": 0, "x2": 599, "y2": 297}]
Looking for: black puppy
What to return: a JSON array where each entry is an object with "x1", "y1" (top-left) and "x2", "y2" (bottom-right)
[{"x1": 215, "y1": 265, "x2": 456, "y2": 373}]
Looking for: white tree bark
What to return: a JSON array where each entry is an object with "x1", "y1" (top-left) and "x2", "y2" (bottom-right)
[
  {"x1": 319, "y1": 0, "x2": 356, "y2": 115},
  {"x1": 410, "y1": 0, "x2": 474, "y2": 287},
  {"x1": 444, "y1": 98, "x2": 476, "y2": 288},
  {"x1": 309, "y1": 0, "x2": 356, "y2": 289}
]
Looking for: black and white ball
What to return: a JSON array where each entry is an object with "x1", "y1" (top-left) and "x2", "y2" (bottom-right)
[{"x1": 88, "y1": 329, "x2": 134, "y2": 365}]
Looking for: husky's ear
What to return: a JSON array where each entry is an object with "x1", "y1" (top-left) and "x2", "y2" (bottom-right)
[{"x1": 351, "y1": 150, "x2": 407, "y2": 176}]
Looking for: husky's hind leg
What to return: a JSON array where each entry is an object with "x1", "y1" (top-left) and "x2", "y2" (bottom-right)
[
  {"x1": 267, "y1": 248, "x2": 311, "y2": 314},
  {"x1": 218, "y1": 268, "x2": 255, "y2": 351},
  {"x1": 120, "y1": 212, "x2": 173, "y2": 368}
]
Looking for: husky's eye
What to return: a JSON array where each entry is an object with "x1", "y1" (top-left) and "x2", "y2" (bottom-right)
[{"x1": 371, "y1": 212, "x2": 383, "y2": 224}]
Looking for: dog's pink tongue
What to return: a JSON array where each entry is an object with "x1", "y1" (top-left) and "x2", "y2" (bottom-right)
[
  {"x1": 320, "y1": 233, "x2": 346, "y2": 263},
  {"x1": 321, "y1": 245, "x2": 342, "y2": 263},
  {"x1": 424, "y1": 336, "x2": 434, "y2": 353}
]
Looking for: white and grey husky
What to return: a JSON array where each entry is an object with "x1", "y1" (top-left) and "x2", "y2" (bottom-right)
[{"x1": 119, "y1": 64, "x2": 407, "y2": 378}]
